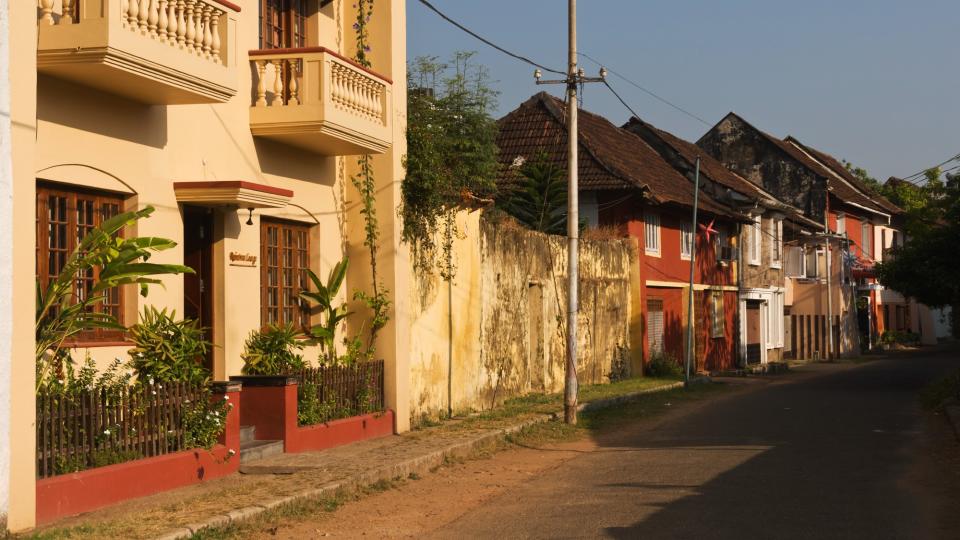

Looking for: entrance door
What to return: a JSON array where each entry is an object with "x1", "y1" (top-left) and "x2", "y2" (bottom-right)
[
  {"x1": 182, "y1": 206, "x2": 215, "y2": 372},
  {"x1": 746, "y1": 300, "x2": 762, "y2": 365}
]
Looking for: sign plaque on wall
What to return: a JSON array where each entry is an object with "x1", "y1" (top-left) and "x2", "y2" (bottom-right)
[{"x1": 229, "y1": 252, "x2": 258, "y2": 267}]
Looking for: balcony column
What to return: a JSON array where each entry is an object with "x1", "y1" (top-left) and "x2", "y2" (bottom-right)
[
  {"x1": 185, "y1": 0, "x2": 197, "y2": 52},
  {"x1": 210, "y1": 10, "x2": 222, "y2": 63},
  {"x1": 158, "y1": 0, "x2": 169, "y2": 41},
  {"x1": 176, "y1": 0, "x2": 187, "y2": 47},
  {"x1": 39, "y1": 0, "x2": 55, "y2": 25},
  {"x1": 61, "y1": 0, "x2": 75, "y2": 24},
  {"x1": 201, "y1": 5, "x2": 213, "y2": 58},
  {"x1": 271, "y1": 59, "x2": 285, "y2": 106},
  {"x1": 255, "y1": 60, "x2": 268, "y2": 106}
]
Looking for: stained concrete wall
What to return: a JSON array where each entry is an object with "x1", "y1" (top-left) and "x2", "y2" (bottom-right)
[{"x1": 407, "y1": 211, "x2": 639, "y2": 423}]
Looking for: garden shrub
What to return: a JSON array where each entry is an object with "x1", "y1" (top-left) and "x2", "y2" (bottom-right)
[
  {"x1": 241, "y1": 323, "x2": 307, "y2": 375},
  {"x1": 646, "y1": 352, "x2": 684, "y2": 378}
]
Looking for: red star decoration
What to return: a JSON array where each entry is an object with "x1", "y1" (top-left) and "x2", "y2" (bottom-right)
[{"x1": 698, "y1": 218, "x2": 718, "y2": 243}]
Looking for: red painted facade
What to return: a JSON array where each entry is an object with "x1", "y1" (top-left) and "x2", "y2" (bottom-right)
[{"x1": 605, "y1": 198, "x2": 738, "y2": 372}]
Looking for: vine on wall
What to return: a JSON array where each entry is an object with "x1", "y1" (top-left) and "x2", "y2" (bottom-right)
[
  {"x1": 401, "y1": 53, "x2": 500, "y2": 279},
  {"x1": 350, "y1": 0, "x2": 390, "y2": 352}
]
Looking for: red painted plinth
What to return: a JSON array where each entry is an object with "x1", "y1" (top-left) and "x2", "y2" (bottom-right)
[
  {"x1": 287, "y1": 410, "x2": 395, "y2": 453},
  {"x1": 36, "y1": 386, "x2": 241, "y2": 525}
]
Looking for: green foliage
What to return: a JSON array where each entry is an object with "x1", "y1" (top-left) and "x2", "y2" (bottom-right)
[
  {"x1": 296, "y1": 380, "x2": 347, "y2": 426},
  {"x1": 241, "y1": 324, "x2": 307, "y2": 375},
  {"x1": 402, "y1": 52, "x2": 500, "y2": 278},
  {"x1": 498, "y1": 155, "x2": 568, "y2": 235},
  {"x1": 182, "y1": 390, "x2": 233, "y2": 450},
  {"x1": 920, "y1": 369, "x2": 960, "y2": 411},
  {"x1": 842, "y1": 159, "x2": 884, "y2": 193},
  {"x1": 35, "y1": 206, "x2": 193, "y2": 391},
  {"x1": 608, "y1": 344, "x2": 630, "y2": 383},
  {"x1": 349, "y1": 1, "x2": 391, "y2": 353},
  {"x1": 880, "y1": 330, "x2": 920, "y2": 346},
  {"x1": 877, "y1": 169, "x2": 960, "y2": 337},
  {"x1": 646, "y1": 352, "x2": 684, "y2": 378},
  {"x1": 39, "y1": 356, "x2": 133, "y2": 397},
  {"x1": 301, "y1": 260, "x2": 352, "y2": 364},
  {"x1": 127, "y1": 307, "x2": 212, "y2": 386}
]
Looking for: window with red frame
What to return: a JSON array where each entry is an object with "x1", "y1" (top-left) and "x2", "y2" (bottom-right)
[
  {"x1": 260, "y1": 219, "x2": 311, "y2": 329},
  {"x1": 36, "y1": 183, "x2": 125, "y2": 342}
]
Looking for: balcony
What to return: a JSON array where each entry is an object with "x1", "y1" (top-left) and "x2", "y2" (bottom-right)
[
  {"x1": 37, "y1": 0, "x2": 239, "y2": 104},
  {"x1": 249, "y1": 48, "x2": 393, "y2": 155}
]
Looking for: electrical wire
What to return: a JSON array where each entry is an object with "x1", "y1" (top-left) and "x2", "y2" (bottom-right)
[
  {"x1": 899, "y1": 152, "x2": 960, "y2": 183},
  {"x1": 415, "y1": 0, "x2": 566, "y2": 76},
  {"x1": 579, "y1": 52, "x2": 712, "y2": 126}
]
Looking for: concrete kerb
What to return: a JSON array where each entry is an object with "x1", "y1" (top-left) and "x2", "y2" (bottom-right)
[{"x1": 152, "y1": 381, "x2": 686, "y2": 540}]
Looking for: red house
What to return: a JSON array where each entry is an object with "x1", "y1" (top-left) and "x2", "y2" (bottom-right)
[{"x1": 496, "y1": 93, "x2": 743, "y2": 372}]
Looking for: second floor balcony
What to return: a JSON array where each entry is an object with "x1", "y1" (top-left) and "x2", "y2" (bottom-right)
[
  {"x1": 38, "y1": 0, "x2": 239, "y2": 104},
  {"x1": 249, "y1": 47, "x2": 393, "y2": 156}
]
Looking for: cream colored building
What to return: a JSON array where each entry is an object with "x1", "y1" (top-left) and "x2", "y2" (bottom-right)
[{"x1": 6, "y1": 0, "x2": 408, "y2": 530}]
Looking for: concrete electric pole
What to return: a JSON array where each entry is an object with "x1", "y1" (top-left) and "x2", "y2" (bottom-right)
[{"x1": 534, "y1": 0, "x2": 605, "y2": 424}]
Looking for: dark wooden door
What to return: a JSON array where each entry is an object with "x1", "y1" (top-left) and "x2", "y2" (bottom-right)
[
  {"x1": 183, "y1": 206, "x2": 214, "y2": 372},
  {"x1": 746, "y1": 300, "x2": 762, "y2": 364}
]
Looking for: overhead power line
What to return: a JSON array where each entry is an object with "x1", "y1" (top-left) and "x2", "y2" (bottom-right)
[
  {"x1": 415, "y1": 0, "x2": 566, "y2": 75},
  {"x1": 578, "y1": 52, "x2": 712, "y2": 126},
  {"x1": 900, "y1": 152, "x2": 960, "y2": 182}
]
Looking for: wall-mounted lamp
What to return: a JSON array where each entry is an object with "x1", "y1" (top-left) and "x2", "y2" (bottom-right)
[{"x1": 246, "y1": 208, "x2": 254, "y2": 226}]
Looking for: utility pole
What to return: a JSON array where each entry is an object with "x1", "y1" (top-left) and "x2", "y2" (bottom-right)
[
  {"x1": 685, "y1": 158, "x2": 701, "y2": 386},
  {"x1": 534, "y1": 0, "x2": 605, "y2": 424}
]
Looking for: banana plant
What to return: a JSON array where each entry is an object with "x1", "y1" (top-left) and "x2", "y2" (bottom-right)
[
  {"x1": 36, "y1": 206, "x2": 194, "y2": 390},
  {"x1": 300, "y1": 259, "x2": 351, "y2": 365}
]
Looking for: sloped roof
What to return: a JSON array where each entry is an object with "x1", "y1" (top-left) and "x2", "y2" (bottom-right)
[
  {"x1": 708, "y1": 113, "x2": 889, "y2": 216},
  {"x1": 496, "y1": 92, "x2": 734, "y2": 216},
  {"x1": 784, "y1": 137, "x2": 903, "y2": 215},
  {"x1": 625, "y1": 116, "x2": 822, "y2": 229}
]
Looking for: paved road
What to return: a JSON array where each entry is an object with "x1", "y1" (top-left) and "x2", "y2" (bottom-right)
[{"x1": 429, "y1": 348, "x2": 960, "y2": 539}]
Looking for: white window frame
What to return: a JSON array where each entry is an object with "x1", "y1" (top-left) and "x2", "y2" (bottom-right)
[
  {"x1": 710, "y1": 291, "x2": 724, "y2": 338},
  {"x1": 680, "y1": 221, "x2": 693, "y2": 260},
  {"x1": 861, "y1": 221, "x2": 872, "y2": 259},
  {"x1": 645, "y1": 212, "x2": 661, "y2": 257},
  {"x1": 749, "y1": 215, "x2": 761, "y2": 266},
  {"x1": 766, "y1": 293, "x2": 784, "y2": 348},
  {"x1": 836, "y1": 213, "x2": 846, "y2": 236},
  {"x1": 770, "y1": 218, "x2": 783, "y2": 269}
]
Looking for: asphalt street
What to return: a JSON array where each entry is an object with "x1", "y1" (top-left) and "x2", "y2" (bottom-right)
[{"x1": 428, "y1": 348, "x2": 960, "y2": 539}]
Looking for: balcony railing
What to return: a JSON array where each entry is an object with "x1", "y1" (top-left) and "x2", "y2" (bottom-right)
[
  {"x1": 249, "y1": 47, "x2": 393, "y2": 155},
  {"x1": 37, "y1": 0, "x2": 239, "y2": 104}
]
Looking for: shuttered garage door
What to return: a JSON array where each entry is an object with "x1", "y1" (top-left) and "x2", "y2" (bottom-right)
[{"x1": 647, "y1": 299, "x2": 665, "y2": 355}]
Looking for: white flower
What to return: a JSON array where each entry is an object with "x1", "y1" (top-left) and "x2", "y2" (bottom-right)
[
  {"x1": 148, "y1": 377, "x2": 155, "y2": 385},
  {"x1": 184, "y1": 399, "x2": 191, "y2": 404},
  {"x1": 511, "y1": 155, "x2": 527, "y2": 169},
  {"x1": 222, "y1": 395, "x2": 229, "y2": 401},
  {"x1": 227, "y1": 449, "x2": 236, "y2": 456},
  {"x1": 103, "y1": 429, "x2": 111, "y2": 435},
  {"x1": 151, "y1": 390, "x2": 157, "y2": 395},
  {"x1": 157, "y1": 385, "x2": 163, "y2": 390}
]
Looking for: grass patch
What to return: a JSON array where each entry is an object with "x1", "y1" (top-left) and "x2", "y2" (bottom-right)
[{"x1": 921, "y1": 370, "x2": 960, "y2": 411}]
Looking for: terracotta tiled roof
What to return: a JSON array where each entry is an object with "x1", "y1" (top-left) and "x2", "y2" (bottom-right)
[
  {"x1": 784, "y1": 137, "x2": 903, "y2": 215},
  {"x1": 625, "y1": 117, "x2": 822, "y2": 229},
  {"x1": 496, "y1": 92, "x2": 734, "y2": 216}
]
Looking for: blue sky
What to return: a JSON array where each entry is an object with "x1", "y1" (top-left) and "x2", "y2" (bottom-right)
[{"x1": 407, "y1": 0, "x2": 959, "y2": 183}]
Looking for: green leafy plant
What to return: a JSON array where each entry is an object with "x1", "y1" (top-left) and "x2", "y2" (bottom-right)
[
  {"x1": 241, "y1": 324, "x2": 307, "y2": 375},
  {"x1": 181, "y1": 391, "x2": 233, "y2": 450},
  {"x1": 402, "y1": 52, "x2": 500, "y2": 278},
  {"x1": 498, "y1": 154, "x2": 568, "y2": 235},
  {"x1": 127, "y1": 307, "x2": 212, "y2": 386},
  {"x1": 35, "y1": 206, "x2": 193, "y2": 391},
  {"x1": 301, "y1": 259, "x2": 353, "y2": 365},
  {"x1": 348, "y1": 0, "x2": 392, "y2": 354},
  {"x1": 646, "y1": 352, "x2": 684, "y2": 378}
]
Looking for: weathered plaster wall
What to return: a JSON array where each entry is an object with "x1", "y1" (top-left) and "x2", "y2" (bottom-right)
[
  {"x1": 697, "y1": 115, "x2": 828, "y2": 223},
  {"x1": 407, "y1": 212, "x2": 639, "y2": 423},
  {"x1": 0, "y1": 0, "x2": 11, "y2": 527}
]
